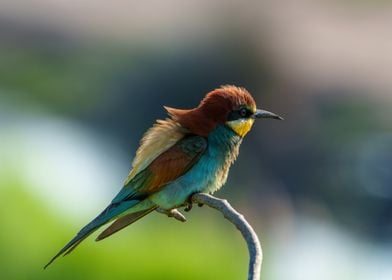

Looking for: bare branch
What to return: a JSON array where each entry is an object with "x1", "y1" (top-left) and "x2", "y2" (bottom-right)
[{"x1": 191, "y1": 193, "x2": 263, "y2": 280}]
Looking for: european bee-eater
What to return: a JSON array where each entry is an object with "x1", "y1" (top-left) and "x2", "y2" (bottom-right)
[{"x1": 45, "y1": 85, "x2": 282, "y2": 268}]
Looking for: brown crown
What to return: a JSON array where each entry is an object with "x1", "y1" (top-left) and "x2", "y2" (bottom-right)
[{"x1": 165, "y1": 85, "x2": 256, "y2": 136}]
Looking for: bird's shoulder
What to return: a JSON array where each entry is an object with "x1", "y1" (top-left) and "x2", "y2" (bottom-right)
[
  {"x1": 124, "y1": 118, "x2": 191, "y2": 185},
  {"x1": 141, "y1": 134, "x2": 207, "y2": 193},
  {"x1": 113, "y1": 127, "x2": 207, "y2": 203}
]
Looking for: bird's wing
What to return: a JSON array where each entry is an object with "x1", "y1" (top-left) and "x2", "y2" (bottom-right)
[
  {"x1": 124, "y1": 118, "x2": 187, "y2": 185},
  {"x1": 95, "y1": 208, "x2": 156, "y2": 241},
  {"x1": 112, "y1": 134, "x2": 208, "y2": 203},
  {"x1": 90, "y1": 134, "x2": 207, "y2": 242}
]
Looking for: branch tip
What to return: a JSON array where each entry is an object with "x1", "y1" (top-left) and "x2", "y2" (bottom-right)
[{"x1": 190, "y1": 193, "x2": 262, "y2": 280}]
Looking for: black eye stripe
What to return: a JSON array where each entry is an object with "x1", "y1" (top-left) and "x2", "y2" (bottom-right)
[{"x1": 227, "y1": 107, "x2": 253, "y2": 121}]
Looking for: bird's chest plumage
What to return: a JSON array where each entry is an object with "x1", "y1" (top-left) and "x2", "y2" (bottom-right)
[
  {"x1": 150, "y1": 125, "x2": 242, "y2": 209},
  {"x1": 198, "y1": 126, "x2": 242, "y2": 193}
]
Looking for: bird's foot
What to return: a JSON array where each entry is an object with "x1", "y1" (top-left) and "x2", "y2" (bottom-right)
[
  {"x1": 184, "y1": 202, "x2": 193, "y2": 212},
  {"x1": 156, "y1": 208, "x2": 187, "y2": 222},
  {"x1": 184, "y1": 193, "x2": 204, "y2": 211},
  {"x1": 184, "y1": 193, "x2": 199, "y2": 212}
]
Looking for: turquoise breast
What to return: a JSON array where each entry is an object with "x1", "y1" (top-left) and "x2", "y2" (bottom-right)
[{"x1": 150, "y1": 124, "x2": 242, "y2": 209}]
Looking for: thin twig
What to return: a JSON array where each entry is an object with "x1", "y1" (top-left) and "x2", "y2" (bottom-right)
[{"x1": 191, "y1": 193, "x2": 262, "y2": 280}]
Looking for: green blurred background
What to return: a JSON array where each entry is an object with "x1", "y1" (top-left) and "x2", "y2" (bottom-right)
[{"x1": 1, "y1": 1, "x2": 392, "y2": 279}]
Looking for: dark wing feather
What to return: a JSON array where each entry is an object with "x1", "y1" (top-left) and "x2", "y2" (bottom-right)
[
  {"x1": 95, "y1": 207, "x2": 157, "y2": 241},
  {"x1": 111, "y1": 135, "x2": 207, "y2": 203}
]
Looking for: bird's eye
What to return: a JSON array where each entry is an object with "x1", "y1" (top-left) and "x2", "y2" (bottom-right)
[
  {"x1": 239, "y1": 108, "x2": 247, "y2": 117},
  {"x1": 227, "y1": 107, "x2": 251, "y2": 121}
]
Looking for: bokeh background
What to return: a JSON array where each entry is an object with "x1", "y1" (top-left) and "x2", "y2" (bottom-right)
[{"x1": 1, "y1": 0, "x2": 392, "y2": 279}]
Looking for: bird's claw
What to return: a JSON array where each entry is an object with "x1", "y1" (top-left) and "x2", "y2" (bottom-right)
[
  {"x1": 184, "y1": 201, "x2": 193, "y2": 212},
  {"x1": 184, "y1": 193, "x2": 201, "y2": 212}
]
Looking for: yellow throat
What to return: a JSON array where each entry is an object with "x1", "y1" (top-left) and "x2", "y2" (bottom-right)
[{"x1": 226, "y1": 118, "x2": 255, "y2": 137}]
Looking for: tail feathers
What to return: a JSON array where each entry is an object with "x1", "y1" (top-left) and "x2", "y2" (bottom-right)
[
  {"x1": 44, "y1": 222, "x2": 100, "y2": 269},
  {"x1": 96, "y1": 207, "x2": 157, "y2": 241},
  {"x1": 44, "y1": 200, "x2": 140, "y2": 269}
]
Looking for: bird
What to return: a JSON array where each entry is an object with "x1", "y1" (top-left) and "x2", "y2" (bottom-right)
[{"x1": 44, "y1": 85, "x2": 282, "y2": 268}]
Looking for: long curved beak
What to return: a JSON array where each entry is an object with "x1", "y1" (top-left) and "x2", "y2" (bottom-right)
[{"x1": 254, "y1": 109, "x2": 284, "y2": 120}]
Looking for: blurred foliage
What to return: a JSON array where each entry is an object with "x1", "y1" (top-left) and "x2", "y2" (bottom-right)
[{"x1": 0, "y1": 45, "x2": 121, "y2": 114}]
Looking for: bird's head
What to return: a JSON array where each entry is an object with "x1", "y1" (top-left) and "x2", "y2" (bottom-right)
[{"x1": 165, "y1": 85, "x2": 283, "y2": 137}]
